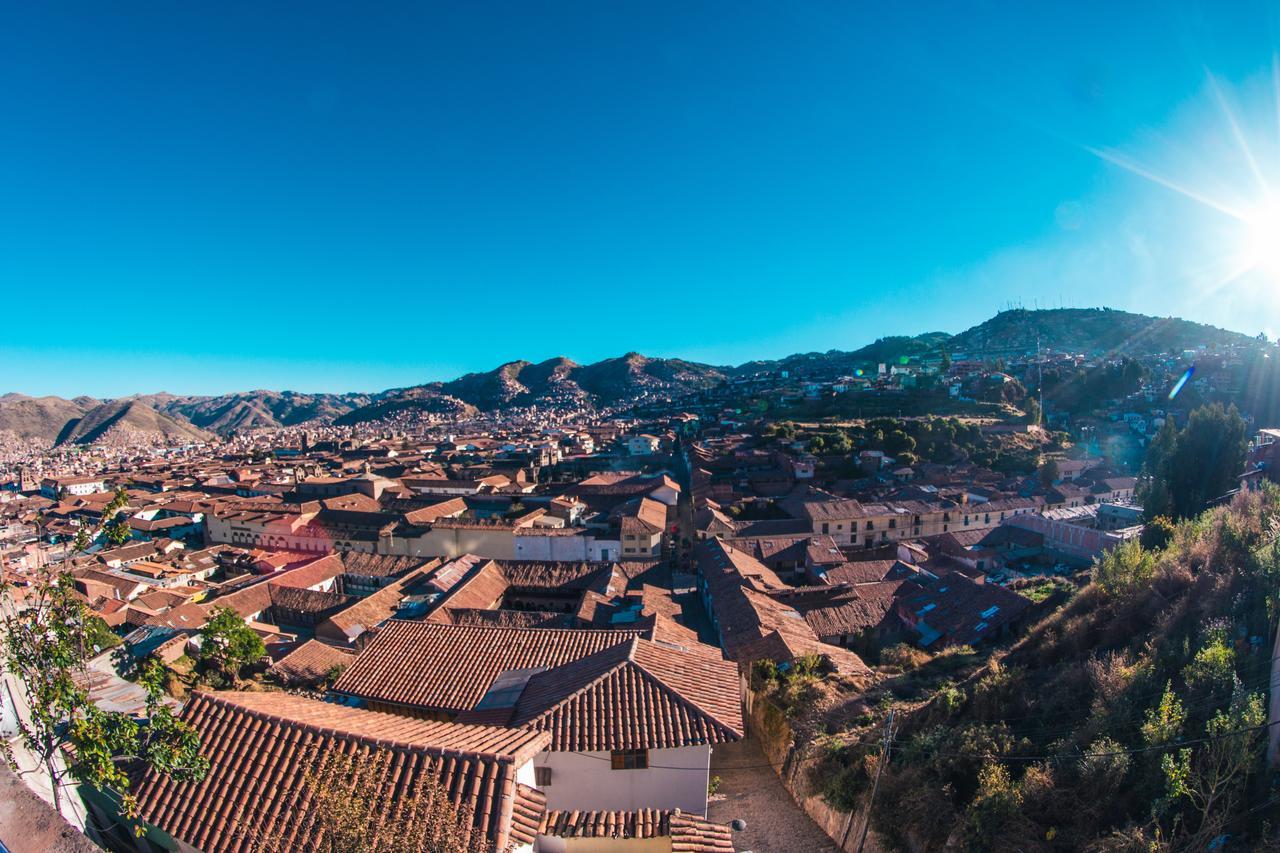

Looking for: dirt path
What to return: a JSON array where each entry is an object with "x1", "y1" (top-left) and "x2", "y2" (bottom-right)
[{"x1": 707, "y1": 737, "x2": 838, "y2": 853}]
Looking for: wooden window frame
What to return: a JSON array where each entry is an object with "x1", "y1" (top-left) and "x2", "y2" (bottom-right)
[{"x1": 610, "y1": 748, "x2": 649, "y2": 770}]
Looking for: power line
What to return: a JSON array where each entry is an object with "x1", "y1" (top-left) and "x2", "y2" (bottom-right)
[{"x1": 854, "y1": 709, "x2": 894, "y2": 853}]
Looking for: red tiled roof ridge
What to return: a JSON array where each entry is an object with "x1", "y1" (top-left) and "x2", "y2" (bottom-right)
[
  {"x1": 189, "y1": 690, "x2": 549, "y2": 764},
  {"x1": 512, "y1": 637, "x2": 743, "y2": 746},
  {"x1": 377, "y1": 617, "x2": 644, "y2": 638},
  {"x1": 625, "y1": 643, "x2": 744, "y2": 741}
]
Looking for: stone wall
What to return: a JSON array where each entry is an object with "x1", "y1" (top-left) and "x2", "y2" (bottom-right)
[{"x1": 747, "y1": 689, "x2": 883, "y2": 852}]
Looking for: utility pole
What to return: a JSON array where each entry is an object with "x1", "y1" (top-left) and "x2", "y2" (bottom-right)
[{"x1": 854, "y1": 710, "x2": 895, "y2": 853}]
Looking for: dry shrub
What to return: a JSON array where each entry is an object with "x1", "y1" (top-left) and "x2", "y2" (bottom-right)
[{"x1": 879, "y1": 642, "x2": 931, "y2": 670}]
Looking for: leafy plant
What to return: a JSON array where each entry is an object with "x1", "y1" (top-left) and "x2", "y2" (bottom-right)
[{"x1": 0, "y1": 568, "x2": 207, "y2": 823}]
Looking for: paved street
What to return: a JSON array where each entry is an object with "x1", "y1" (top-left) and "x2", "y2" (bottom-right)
[{"x1": 707, "y1": 737, "x2": 838, "y2": 853}]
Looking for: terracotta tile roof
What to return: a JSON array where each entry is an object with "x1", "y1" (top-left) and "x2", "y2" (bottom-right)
[
  {"x1": 539, "y1": 809, "x2": 735, "y2": 851},
  {"x1": 696, "y1": 539, "x2": 872, "y2": 677},
  {"x1": 268, "y1": 584, "x2": 356, "y2": 617},
  {"x1": 402, "y1": 497, "x2": 469, "y2": 524},
  {"x1": 426, "y1": 559, "x2": 510, "y2": 617},
  {"x1": 501, "y1": 637, "x2": 744, "y2": 750},
  {"x1": 511, "y1": 784, "x2": 545, "y2": 847},
  {"x1": 202, "y1": 578, "x2": 275, "y2": 620},
  {"x1": 270, "y1": 553, "x2": 345, "y2": 589},
  {"x1": 134, "y1": 691, "x2": 549, "y2": 852},
  {"x1": 445, "y1": 608, "x2": 573, "y2": 629},
  {"x1": 333, "y1": 621, "x2": 643, "y2": 715},
  {"x1": 267, "y1": 639, "x2": 356, "y2": 686},
  {"x1": 339, "y1": 551, "x2": 438, "y2": 578},
  {"x1": 316, "y1": 566, "x2": 436, "y2": 642},
  {"x1": 896, "y1": 572, "x2": 1031, "y2": 647},
  {"x1": 819, "y1": 559, "x2": 910, "y2": 585}
]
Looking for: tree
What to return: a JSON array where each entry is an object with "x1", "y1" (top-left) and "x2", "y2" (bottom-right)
[
  {"x1": 1037, "y1": 458, "x2": 1060, "y2": 489},
  {"x1": 1024, "y1": 396, "x2": 1041, "y2": 426},
  {"x1": 1138, "y1": 405, "x2": 1247, "y2": 520},
  {"x1": 72, "y1": 526, "x2": 93, "y2": 553},
  {"x1": 1093, "y1": 539, "x2": 1156, "y2": 599},
  {"x1": 1163, "y1": 404, "x2": 1247, "y2": 518},
  {"x1": 1137, "y1": 419, "x2": 1178, "y2": 518},
  {"x1": 0, "y1": 568, "x2": 207, "y2": 822},
  {"x1": 1141, "y1": 682, "x2": 1186, "y2": 747},
  {"x1": 198, "y1": 606, "x2": 266, "y2": 683},
  {"x1": 103, "y1": 516, "x2": 132, "y2": 546},
  {"x1": 254, "y1": 745, "x2": 493, "y2": 853},
  {"x1": 962, "y1": 762, "x2": 1023, "y2": 850},
  {"x1": 1161, "y1": 692, "x2": 1266, "y2": 846},
  {"x1": 1140, "y1": 515, "x2": 1176, "y2": 551},
  {"x1": 884, "y1": 429, "x2": 916, "y2": 458}
]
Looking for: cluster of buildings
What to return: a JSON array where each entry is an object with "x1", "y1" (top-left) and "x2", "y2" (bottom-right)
[{"x1": 0, "y1": 392, "x2": 1188, "y2": 853}]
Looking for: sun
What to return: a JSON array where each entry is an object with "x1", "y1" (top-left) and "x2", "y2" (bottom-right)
[{"x1": 1240, "y1": 200, "x2": 1280, "y2": 278}]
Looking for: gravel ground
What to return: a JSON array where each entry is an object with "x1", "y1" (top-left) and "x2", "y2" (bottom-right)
[{"x1": 707, "y1": 737, "x2": 839, "y2": 853}]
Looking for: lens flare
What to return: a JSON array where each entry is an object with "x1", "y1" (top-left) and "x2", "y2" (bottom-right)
[{"x1": 1169, "y1": 365, "x2": 1195, "y2": 399}]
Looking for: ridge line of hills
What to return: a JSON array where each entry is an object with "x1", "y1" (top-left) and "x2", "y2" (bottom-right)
[{"x1": 0, "y1": 308, "x2": 1265, "y2": 445}]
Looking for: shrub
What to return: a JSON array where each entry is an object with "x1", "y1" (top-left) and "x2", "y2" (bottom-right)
[
  {"x1": 880, "y1": 643, "x2": 930, "y2": 670},
  {"x1": 1093, "y1": 540, "x2": 1156, "y2": 599}
]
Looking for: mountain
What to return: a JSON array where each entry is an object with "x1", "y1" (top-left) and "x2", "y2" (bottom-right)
[
  {"x1": 136, "y1": 390, "x2": 374, "y2": 434},
  {"x1": 733, "y1": 332, "x2": 953, "y2": 377},
  {"x1": 54, "y1": 400, "x2": 213, "y2": 446},
  {"x1": 0, "y1": 393, "x2": 99, "y2": 441},
  {"x1": 946, "y1": 307, "x2": 1258, "y2": 358},
  {"x1": 336, "y1": 353, "x2": 726, "y2": 425},
  {"x1": 2, "y1": 309, "x2": 1267, "y2": 438}
]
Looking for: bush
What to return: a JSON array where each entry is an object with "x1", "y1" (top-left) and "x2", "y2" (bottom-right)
[
  {"x1": 1141, "y1": 515, "x2": 1176, "y2": 551},
  {"x1": 962, "y1": 763, "x2": 1023, "y2": 851},
  {"x1": 880, "y1": 643, "x2": 930, "y2": 670},
  {"x1": 1093, "y1": 540, "x2": 1156, "y2": 599}
]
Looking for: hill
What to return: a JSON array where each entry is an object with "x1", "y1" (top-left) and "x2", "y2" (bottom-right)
[
  {"x1": 54, "y1": 400, "x2": 214, "y2": 446},
  {"x1": 137, "y1": 390, "x2": 374, "y2": 433},
  {"x1": 947, "y1": 307, "x2": 1257, "y2": 358},
  {"x1": 0, "y1": 393, "x2": 98, "y2": 441},
  {"x1": 336, "y1": 353, "x2": 726, "y2": 424},
  {"x1": 802, "y1": 490, "x2": 1280, "y2": 850},
  {"x1": 2, "y1": 308, "x2": 1266, "y2": 434},
  {"x1": 732, "y1": 332, "x2": 953, "y2": 378}
]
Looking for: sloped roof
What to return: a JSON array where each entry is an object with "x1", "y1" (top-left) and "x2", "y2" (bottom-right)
[
  {"x1": 696, "y1": 539, "x2": 872, "y2": 676},
  {"x1": 268, "y1": 639, "x2": 356, "y2": 686},
  {"x1": 332, "y1": 621, "x2": 643, "y2": 714},
  {"x1": 333, "y1": 621, "x2": 740, "y2": 751},
  {"x1": 539, "y1": 809, "x2": 734, "y2": 851},
  {"x1": 503, "y1": 637, "x2": 743, "y2": 750},
  {"x1": 134, "y1": 691, "x2": 549, "y2": 852}
]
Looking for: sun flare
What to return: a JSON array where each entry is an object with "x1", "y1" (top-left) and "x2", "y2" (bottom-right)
[{"x1": 1241, "y1": 200, "x2": 1280, "y2": 278}]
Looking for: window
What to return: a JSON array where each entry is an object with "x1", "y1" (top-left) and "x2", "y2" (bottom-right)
[
  {"x1": 535, "y1": 766, "x2": 552, "y2": 786},
  {"x1": 611, "y1": 749, "x2": 649, "y2": 770},
  {"x1": 821, "y1": 522, "x2": 829, "y2": 534}
]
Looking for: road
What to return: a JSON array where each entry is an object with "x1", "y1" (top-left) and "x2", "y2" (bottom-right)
[{"x1": 707, "y1": 737, "x2": 838, "y2": 853}]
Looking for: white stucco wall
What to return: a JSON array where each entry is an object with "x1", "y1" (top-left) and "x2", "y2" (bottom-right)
[
  {"x1": 535, "y1": 836, "x2": 670, "y2": 853},
  {"x1": 533, "y1": 745, "x2": 710, "y2": 815}
]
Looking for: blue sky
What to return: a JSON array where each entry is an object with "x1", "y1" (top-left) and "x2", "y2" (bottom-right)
[{"x1": 3, "y1": 2, "x2": 1280, "y2": 397}]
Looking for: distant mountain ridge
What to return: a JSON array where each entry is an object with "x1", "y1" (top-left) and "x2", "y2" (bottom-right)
[
  {"x1": 0, "y1": 308, "x2": 1266, "y2": 443},
  {"x1": 138, "y1": 390, "x2": 376, "y2": 434},
  {"x1": 54, "y1": 399, "x2": 213, "y2": 446},
  {"x1": 945, "y1": 307, "x2": 1256, "y2": 358}
]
